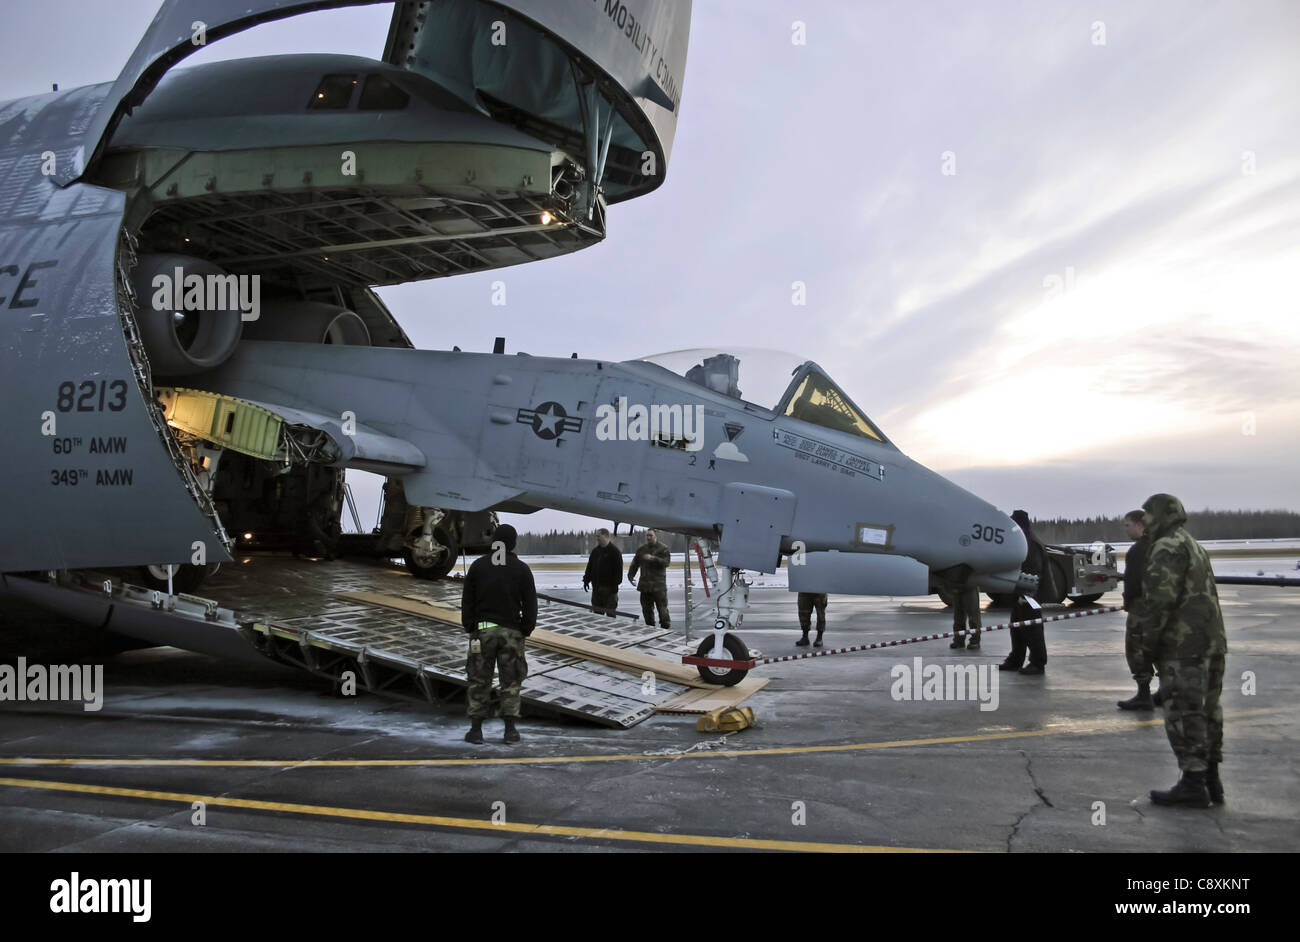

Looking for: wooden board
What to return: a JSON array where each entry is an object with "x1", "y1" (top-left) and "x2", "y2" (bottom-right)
[
  {"x1": 338, "y1": 590, "x2": 704, "y2": 687},
  {"x1": 654, "y1": 677, "x2": 769, "y2": 714}
]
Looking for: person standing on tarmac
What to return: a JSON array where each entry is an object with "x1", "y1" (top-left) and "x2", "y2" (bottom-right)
[
  {"x1": 627, "y1": 529, "x2": 671, "y2": 628},
  {"x1": 947, "y1": 568, "x2": 982, "y2": 650},
  {"x1": 583, "y1": 528, "x2": 622, "y2": 616},
  {"x1": 460, "y1": 524, "x2": 537, "y2": 745},
  {"x1": 1118, "y1": 509, "x2": 1156, "y2": 710},
  {"x1": 1135, "y1": 493, "x2": 1227, "y2": 808},
  {"x1": 796, "y1": 592, "x2": 828, "y2": 646},
  {"x1": 1000, "y1": 509, "x2": 1049, "y2": 674}
]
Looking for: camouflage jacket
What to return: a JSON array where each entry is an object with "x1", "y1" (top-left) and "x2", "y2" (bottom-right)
[
  {"x1": 627, "y1": 541, "x2": 671, "y2": 593},
  {"x1": 1134, "y1": 494, "x2": 1227, "y2": 661}
]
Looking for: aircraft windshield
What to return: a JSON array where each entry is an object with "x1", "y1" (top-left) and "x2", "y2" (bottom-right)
[
  {"x1": 780, "y1": 368, "x2": 884, "y2": 442},
  {"x1": 636, "y1": 348, "x2": 886, "y2": 443}
]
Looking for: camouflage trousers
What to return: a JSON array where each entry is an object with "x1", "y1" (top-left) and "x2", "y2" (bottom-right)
[
  {"x1": 465, "y1": 626, "x2": 528, "y2": 719},
  {"x1": 640, "y1": 587, "x2": 670, "y2": 627},
  {"x1": 591, "y1": 585, "x2": 619, "y2": 617},
  {"x1": 1157, "y1": 654, "x2": 1225, "y2": 772},
  {"x1": 1124, "y1": 611, "x2": 1154, "y2": 684},
  {"x1": 952, "y1": 586, "x2": 982, "y2": 636},
  {"x1": 797, "y1": 592, "x2": 827, "y2": 632}
]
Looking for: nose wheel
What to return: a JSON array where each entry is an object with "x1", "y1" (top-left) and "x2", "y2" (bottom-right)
[{"x1": 694, "y1": 630, "x2": 750, "y2": 686}]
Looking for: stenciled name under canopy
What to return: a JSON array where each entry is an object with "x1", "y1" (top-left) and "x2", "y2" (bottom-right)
[{"x1": 773, "y1": 428, "x2": 884, "y2": 480}]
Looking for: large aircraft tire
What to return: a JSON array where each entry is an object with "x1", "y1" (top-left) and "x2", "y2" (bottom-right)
[
  {"x1": 138, "y1": 563, "x2": 209, "y2": 594},
  {"x1": 405, "y1": 527, "x2": 459, "y2": 581},
  {"x1": 695, "y1": 633, "x2": 750, "y2": 687},
  {"x1": 1069, "y1": 593, "x2": 1103, "y2": 605}
]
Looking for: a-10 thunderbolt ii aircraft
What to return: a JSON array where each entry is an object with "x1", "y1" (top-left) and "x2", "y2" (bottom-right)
[{"x1": 0, "y1": 0, "x2": 1030, "y2": 683}]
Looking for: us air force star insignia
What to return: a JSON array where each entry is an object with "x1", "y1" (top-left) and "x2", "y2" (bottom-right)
[{"x1": 516, "y1": 401, "x2": 583, "y2": 440}]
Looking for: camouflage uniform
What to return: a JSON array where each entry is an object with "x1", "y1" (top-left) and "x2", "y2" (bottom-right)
[
  {"x1": 1133, "y1": 494, "x2": 1227, "y2": 774},
  {"x1": 460, "y1": 529, "x2": 536, "y2": 732},
  {"x1": 627, "y1": 540, "x2": 672, "y2": 627},
  {"x1": 947, "y1": 569, "x2": 981, "y2": 648},
  {"x1": 797, "y1": 592, "x2": 827, "y2": 632},
  {"x1": 465, "y1": 626, "x2": 528, "y2": 718},
  {"x1": 1123, "y1": 535, "x2": 1154, "y2": 685}
]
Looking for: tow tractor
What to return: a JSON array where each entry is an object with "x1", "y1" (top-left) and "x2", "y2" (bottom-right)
[{"x1": 935, "y1": 539, "x2": 1120, "y2": 608}]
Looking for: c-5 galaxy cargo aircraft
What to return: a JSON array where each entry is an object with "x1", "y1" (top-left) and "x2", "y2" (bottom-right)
[
  {"x1": 1, "y1": 0, "x2": 689, "y2": 584},
  {"x1": 1, "y1": 0, "x2": 1029, "y2": 685}
]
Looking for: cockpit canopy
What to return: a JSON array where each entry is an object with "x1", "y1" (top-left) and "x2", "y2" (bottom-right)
[{"x1": 636, "y1": 348, "x2": 888, "y2": 444}]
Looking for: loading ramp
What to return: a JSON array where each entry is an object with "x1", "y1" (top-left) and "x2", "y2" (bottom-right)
[{"x1": 4, "y1": 557, "x2": 764, "y2": 728}]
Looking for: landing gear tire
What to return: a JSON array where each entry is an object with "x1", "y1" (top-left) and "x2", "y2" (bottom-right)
[
  {"x1": 405, "y1": 526, "x2": 458, "y2": 580},
  {"x1": 695, "y1": 633, "x2": 750, "y2": 687},
  {"x1": 1069, "y1": 593, "x2": 1103, "y2": 605},
  {"x1": 138, "y1": 563, "x2": 210, "y2": 594}
]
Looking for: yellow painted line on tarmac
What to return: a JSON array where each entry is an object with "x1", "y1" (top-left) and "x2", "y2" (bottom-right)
[
  {"x1": 0, "y1": 776, "x2": 955, "y2": 853},
  {"x1": 0, "y1": 707, "x2": 1284, "y2": 769}
]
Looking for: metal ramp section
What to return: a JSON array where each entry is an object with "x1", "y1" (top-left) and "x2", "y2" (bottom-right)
[{"x1": 201, "y1": 558, "x2": 693, "y2": 728}]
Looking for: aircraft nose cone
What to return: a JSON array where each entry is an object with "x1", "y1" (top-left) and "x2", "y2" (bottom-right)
[
  {"x1": 1000, "y1": 519, "x2": 1028, "y2": 571},
  {"x1": 964, "y1": 507, "x2": 1027, "y2": 575}
]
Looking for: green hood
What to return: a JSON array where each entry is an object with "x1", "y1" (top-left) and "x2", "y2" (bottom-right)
[{"x1": 1143, "y1": 493, "x2": 1188, "y2": 541}]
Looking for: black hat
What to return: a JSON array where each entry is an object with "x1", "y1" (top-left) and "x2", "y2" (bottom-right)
[
  {"x1": 1010, "y1": 510, "x2": 1035, "y2": 540},
  {"x1": 493, "y1": 524, "x2": 518, "y2": 552}
]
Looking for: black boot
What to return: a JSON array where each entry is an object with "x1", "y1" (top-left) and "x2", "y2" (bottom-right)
[
  {"x1": 503, "y1": 718, "x2": 520, "y2": 744},
  {"x1": 998, "y1": 659, "x2": 1021, "y2": 671},
  {"x1": 967, "y1": 631, "x2": 980, "y2": 650},
  {"x1": 1206, "y1": 763, "x2": 1224, "y2": 805},
  {"x1": 949, "y1": 633, "x2": 965, "y2": 649},
  {"x1": 1118, "y1": 680, "x2": 1154, "y2": 711},
  {"x1": 814, "y1": 631, "x2": 824, "y2": 647},
  {"x1": 1150, "y1": 770, "x2": 1212, "y2": 808},
  {"x1": 1018, "y1": 663, "x2": 1044, "y2": 675},
  {"x1": 465, "y1": 719, "x2": 484, "y2": 745},
  {"x1": 796, "y1": 631, "x2": 810, "y2": 647}
]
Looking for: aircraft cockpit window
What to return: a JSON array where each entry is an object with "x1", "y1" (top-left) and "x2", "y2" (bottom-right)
[
  {"x1": 782, "y1": 370, "x2": 884, "y2": 442},
  {"x1": 358, "y1": 75, "x2": 410, "y2": 111},
  {"x1": 308, "y1": 74, "x2": 358, "y2": 110}
]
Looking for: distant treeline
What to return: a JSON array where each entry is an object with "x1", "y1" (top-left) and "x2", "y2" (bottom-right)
[
  {"x1": 516, "y1": 511, "x2": 1300, "y2": 553},
  {"x1": 1031, "y1": 510, "x2": 1300, "y2": 544},
  {"x1": 514, "y1": 529, "x2": 691, "y2": 555}
]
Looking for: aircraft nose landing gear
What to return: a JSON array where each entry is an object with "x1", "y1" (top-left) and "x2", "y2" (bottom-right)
[
  {"x1": 687, "y1": 566, "x2": 755, "y2": 685},
  {"x1": 694, "y1": 626, "x2": 752, "y2": 686}
]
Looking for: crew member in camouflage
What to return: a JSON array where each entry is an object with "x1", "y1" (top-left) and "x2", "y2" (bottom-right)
[
  {"x1": 946, "y1": 567, "x2": 982, "y2": 651},
  {"x1": 1118, "y1": 509, "x2": 1155, "y2": 710},
  {"x1": 627, "y1": 529, "x2": 672, "y2": 628},
  {"x1": 796, "y1": 592, "x2": 828, "y2": 647},
  {"x1": 460, "y1": 524, "x2": 536, "y2": 745},
  {"x1": 1133, "y1": 494, "x2": 1227, "y2": 807}
]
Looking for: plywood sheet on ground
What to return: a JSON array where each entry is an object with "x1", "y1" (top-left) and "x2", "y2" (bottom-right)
[{"x1": 654, "y1": 677, "x2": 769, "y2": 714}]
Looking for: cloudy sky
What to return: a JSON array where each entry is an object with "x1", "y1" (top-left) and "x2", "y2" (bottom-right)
[{"x1": 3, "y1": 1, "x2": 1296, "y2": 532}]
